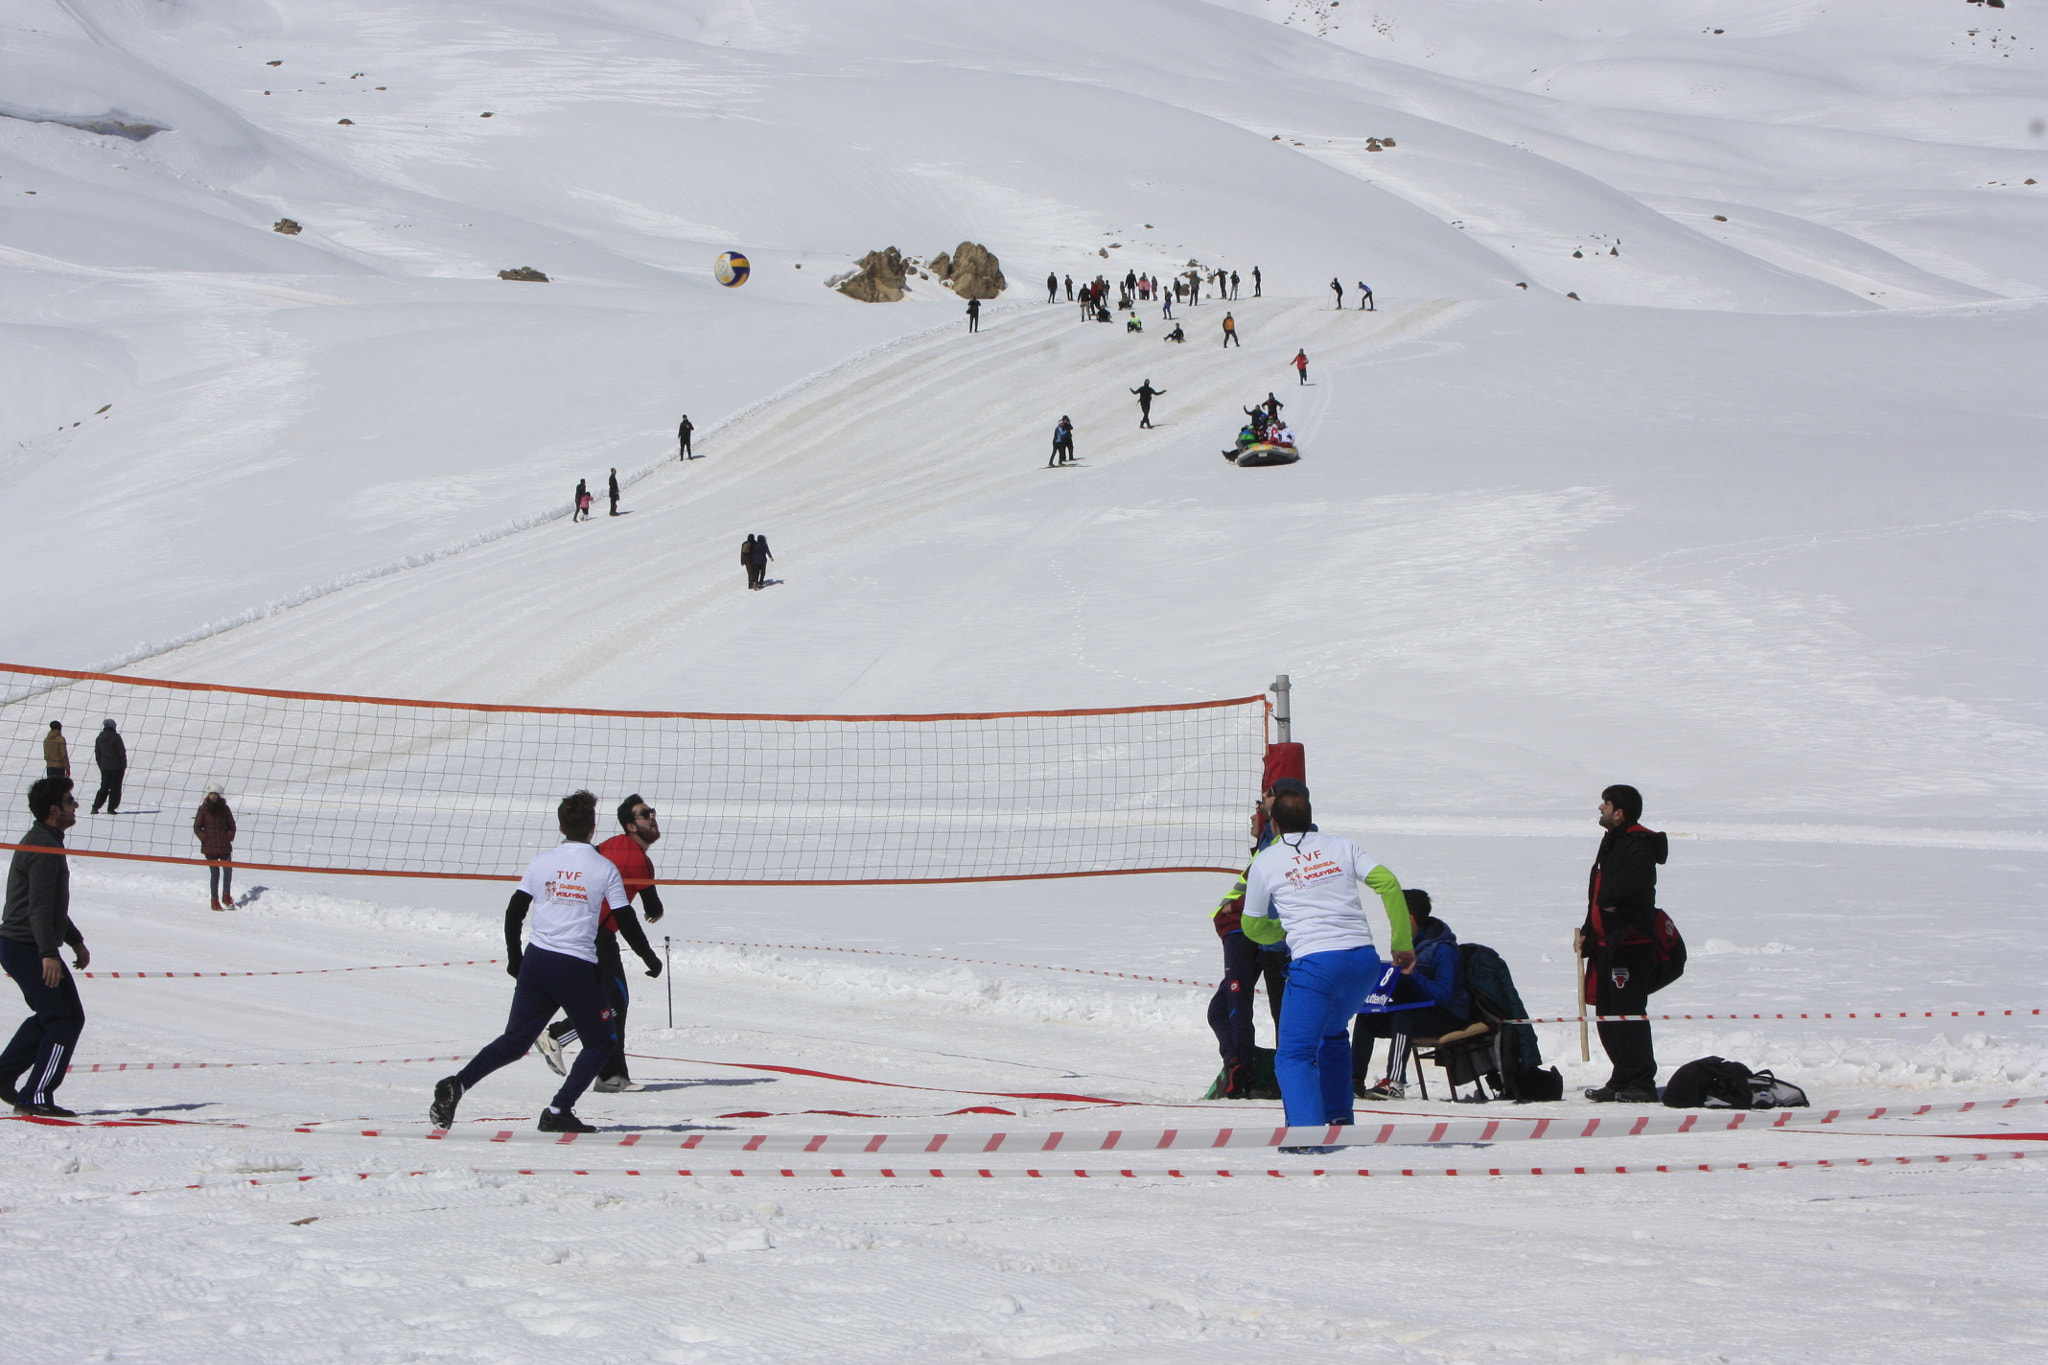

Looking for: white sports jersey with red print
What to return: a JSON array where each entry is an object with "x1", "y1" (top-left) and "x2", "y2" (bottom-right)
[{"x1": 516, "y1": 841, "x2": 628, "y2": 963}]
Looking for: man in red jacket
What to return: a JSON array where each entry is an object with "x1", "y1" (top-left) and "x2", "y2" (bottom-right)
[{"x1": 537, "y1": 794, "x2": 664, "y2": 1091}]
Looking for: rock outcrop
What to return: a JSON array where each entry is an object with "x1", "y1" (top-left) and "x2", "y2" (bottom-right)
[
  {"x1": 833, "y1": 247, "x2": 909, "y2": 302},
  {"x1": 498, "y1": 266, "x2": 549, "y2": 282},
  {"x1": 273, "y1": 218, "x2": 302, "y2": 235},
  {"x1": 934, "y1": 241, "x2": 1005, "y2": 299}
]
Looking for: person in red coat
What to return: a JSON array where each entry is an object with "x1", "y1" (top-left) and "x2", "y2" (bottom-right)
[
  {"x1": 537, "y1": 794, "x2": 663, "y2": 1091},
  {"x1": 194, "y1": 782, "x2": 236, "y2": 910}
]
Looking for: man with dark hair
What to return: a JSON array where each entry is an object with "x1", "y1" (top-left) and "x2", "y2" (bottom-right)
[
  {"x1": 1251, "y1": 266, "x2": 1262, "y2": 297},
  {"x1": 432, "y1": 790, "x2": 634, "y2": 1133},
  {"x1": 1240, "y1": 787, "x2": 1414, "y2": 1152},
  {"x1": 538, "y1": 794, "x2": 664, "y2": 1092},
  {"x1": 1576, "y1": 784, "x2": 1668, "y2": 1102},
  {"x1": 42, "y1": 722, "x2": 67, "y2": 780},
  {"x1": 1205, "y1": 780, "x2": 1298, "y2": 1098},
  {"x1": 678, "y1": 414, "x2": 694, "y2": 460},
  {"x1": 1353, "y1": 888, "x2": 1471, "y2": 1099},
  {"x1": 1046, "y1": 271, "x2": 1058, "y2": 303},
  {"x1": 91, "y1": 720, "x2": 127, "y2": 815},
  {"x1": 2, "y1": 777, "x2": 91, "y2": 1117},
  {"x1": 1130, "y1": 380, "x2": 1165, "y2": 429},
  {"x1": 607, "y1": 467, "x2": 621, "y2": 516},
  {"x1": 745, "y1": 533, "x2": 773, "y2": 589}
]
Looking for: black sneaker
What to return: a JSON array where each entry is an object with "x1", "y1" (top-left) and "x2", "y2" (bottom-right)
[
  {"x1": 537, "y1": 1107, "x2": 596, "y2": 1134},
  {"x1": 1614, "y1": 1085, "x2": 1660, "y2": 1104},
  {"x1": 0, "y1": 1083, "x2": 17, "y2": 1109},
  {"x1": 13, "y1": 1099, "x2": 78, "y2": 1119},
  {"x1": 430, "y1": 1076, "x2": 463, "y2": 1129},
  {"x1": 1584, "y1": 1084, "x2": 1620, "y2": 1102}
]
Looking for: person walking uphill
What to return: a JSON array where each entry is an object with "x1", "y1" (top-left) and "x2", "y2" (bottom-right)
[
  {"x1": 966, "y1": 297, "x2": 981, "y2": 333},
  {"x1": 432, "y1": 790, "x2": 629, "y2": 1134},
  {"x1": 2, "y1": 777, "x2": 90, "y2": 1117},
  {"x1": 745, "y1": 533, "x2": 774, "y2": 589},
  {"x1": 1577, "y1": 784, "x2": 1669, "y2": 1102},
  {"x1": 42, "y1": 722, "x2": 67, "y2": 780},
  {"x1": 195, "y1": 782, "x2": 235, "y2": 911},
  {"x1": 1131, "y1": 380, "x2": 1166, "y2": 428},
  {"x1": 1222, "y1": 312, "x2": 1240, "y2": 347},
  {"x1": 1239, "y1": 786, "x2": 1413, "y2": 1149},
  {"x1": 90, "y1": 720, "x2": 126, "y2": 815},
  {"x1": 677, "y1": 414, "x2": 694, "y2": 460}
]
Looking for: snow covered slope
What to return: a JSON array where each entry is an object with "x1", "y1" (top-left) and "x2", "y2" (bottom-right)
[{"x1": 2, "y1": 3, "x2": 2045, "y2": 1362}]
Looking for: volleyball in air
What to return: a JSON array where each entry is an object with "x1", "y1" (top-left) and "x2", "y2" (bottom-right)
[{"x1": 714, "y1": 251, "x2": 750, "y2": 287}]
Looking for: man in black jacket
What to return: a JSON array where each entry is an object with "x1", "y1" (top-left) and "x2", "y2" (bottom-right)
[
  {"x1": 1576, "y1": 783, "x2": 1667, "y2": 1102},
  {"x1": 91, "y1": 720, "x2": 127, "y2": 814},
  {"x1": 1, "y1": 777, "x2": 91, "y2": 1117}
]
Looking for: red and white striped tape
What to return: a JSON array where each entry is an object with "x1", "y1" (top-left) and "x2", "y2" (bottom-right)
[
  {"x1": 289, "y1": 1094, "x2": 2048, "y2": 1151},
  {"x1": 125, "y1": 1148, "x2": 2032, "y2": 1194},
  {"x1": 76, "y1": 1054, "x2": 469, "y2": 1074},
  {"x1": 80, "y1": 960, "x2": 500, "y2": 979}
]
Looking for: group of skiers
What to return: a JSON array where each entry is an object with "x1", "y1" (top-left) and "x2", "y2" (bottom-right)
[{"x1": 1205, "y1": 778, "x2": 1667, "y2": 1140}]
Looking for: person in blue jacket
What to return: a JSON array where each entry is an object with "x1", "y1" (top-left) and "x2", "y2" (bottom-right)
[{"x1": 1353, "y1": 888, "x2": 1470, "y2": 1099}]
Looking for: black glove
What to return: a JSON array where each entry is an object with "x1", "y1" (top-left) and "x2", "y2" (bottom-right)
[
  {"x1": 505, "y1": 952, "x2": 522, "y2": 978},
  {"x1": 642, "y1": 958, "x2": 663, "y2": 979}
]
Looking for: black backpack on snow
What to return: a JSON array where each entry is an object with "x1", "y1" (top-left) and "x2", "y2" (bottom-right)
[{"x1": 1662, "y1": 1056, "x2": 1810, "y2": 1110}]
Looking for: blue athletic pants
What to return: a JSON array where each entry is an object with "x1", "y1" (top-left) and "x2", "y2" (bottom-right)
[
  {"x1": 1275, "y1": 944, "x2": 1383, "y2": 1128},
  {"x1": 0, "y1": 936, "x2": 85, "y2": 1107},
  {"x1": 457, "y1": 947, "x2": 616, "y2": 1112}
]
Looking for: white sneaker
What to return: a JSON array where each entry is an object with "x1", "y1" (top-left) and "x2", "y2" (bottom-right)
[
  {"x1": 591, "y1": 1076, "x2": 644, "y2": 1093},
  {"x1": 534, "y1": 1031, "x2": 567, "y2": 1077}
]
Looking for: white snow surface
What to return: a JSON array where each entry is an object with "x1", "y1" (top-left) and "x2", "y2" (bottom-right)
[{"x1": 2, "y1": 1, "x2": 2045, "y2": 1361}]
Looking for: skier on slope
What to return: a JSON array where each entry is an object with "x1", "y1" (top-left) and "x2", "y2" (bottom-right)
[
  {"x1": 1330, "y1": 278, "x2": 1344, "y2": 309},
  {"x1": 1130, "y1": 380, "x2": 1166, "y2": 429}
]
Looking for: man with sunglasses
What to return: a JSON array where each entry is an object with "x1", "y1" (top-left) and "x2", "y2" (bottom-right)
[
  {"x1": 537, "y1": 794, "x2": 665, "y2": 1092},
  {"x1": 2, "y1": 778, "x2": 92, "y2": 1117}
]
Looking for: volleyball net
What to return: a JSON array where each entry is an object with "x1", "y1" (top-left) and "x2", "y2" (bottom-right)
[{"x1": 1, "y1": 664, "x2": 1268, "y2": 884}]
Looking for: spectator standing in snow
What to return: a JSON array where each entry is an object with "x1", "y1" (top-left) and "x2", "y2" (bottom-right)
[
  {"x1": 2, "y1": 776, "x2": 91, "y2": 1117},
  {"x1": 1048, "y1": 416, "x2": 1074, "y2": 467},
  {"x1": 41, "y1": 722, "x2": 67, "y2": 780},
  {"x1": 677, "y1": 414, "x2": 694, "y2": 460},
  {"x1": 1239, "y1": 786, "x2": 1414, "y2": 1147},
  {"x1": 1230, "y1": 270, "x2": 1241, "y2": 299},
  {"x1": 1252, "y1": 266, "x2": 1262, "y2": 297},
  {"x1": 966, "y1": 297, "x2": 981, "y2": 333},
  {"x1": 1124, "y1": 269, "x2": 1138, "y2": 297},
  {"x1": 430, "y1": 790, "x2": 628, "y2": 1135},
  {"x1": 1130, "y1": 380, "x2": 1166, "y2": 429},
  {"x1": 537, "y1": 794, "x2": 664, "y2": 1093},
  {"x1": 1293, "y1": 350, "x2": 1310, "y2": 385},
  {"x1": 90, "y1": 721, "x2": 126, "y2": 815},
  {"x1": 740, "y1": 534, "x2": 759, "y2": 589},
  {"x1": 1161, "y1": 289, "x2": 1175, "y2": 320},
  {"x1": 194, "y1": 782, "x2": 235, "y2": 911},
  {"x1": 1063, "y1": 274, "x2": 1074, "y2": 301},
  {"x1": 1352, "y1": 888, "x2": 1470, "y2": 1099},
  {"x1": 746, "y1": 533, "x2": 774, "y2": 589},
  {"x1": 1576, "y1": 785, "x2": 1667, "y2": 1103},
  {"x1": 1207, "y1": 783, "x2": 1292, "y2": 1099},
  {"x1": 572, "y1": 479, "x2": 589, "y2": 522},
  {"x1": 1357, "y1": 282, "x2": 1374, "y2": 311},
  {"x1": 1330, "y1": 278, "x2": 1345, "y2": 309},
  {"x1": 1222, "y1": 312, "x2": 1240, "y2": 347},
  {"x1": 1046, "y1": 271, "x2": 1058, "y2": 302},
  {"x1": 607, "y1": 468, "x2": 621, "y2": 517}
]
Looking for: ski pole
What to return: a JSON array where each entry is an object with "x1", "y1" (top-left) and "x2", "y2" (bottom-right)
[
  {"x1": 1576, "y1": 947, "x2": 1590, "y2": 1063},
  {"x1": 664, "y1": 936, "x2": 673, "y2": 1029}
]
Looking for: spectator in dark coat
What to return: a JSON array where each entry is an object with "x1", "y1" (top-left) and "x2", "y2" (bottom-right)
[
  {"x1": 745, "y1": 533, "x2": 774, "y2": 589},
  {"x1": 195, "y1": 783, "x2": 236, "y2": 911},
  {"x1": 678, "y1": 415, "x2": 694, "y2": 459},
  {"x1": 90, "y1": 721, "x2": 126, "y2": 814},
  {"x1": 607, "y1": 468, "x2": 621, "y2": 516},
  {"x1": 1577, "y1": 784, "x2": 1667, "y2": 1102}
]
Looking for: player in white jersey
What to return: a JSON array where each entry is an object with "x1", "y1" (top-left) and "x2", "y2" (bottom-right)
[
  {"x1": 1241, "y1": 785, "x2": 1414, "y2": 1145},
  {"x1": 431, "y1": 791, "x2": 628, "y2": 1133}
]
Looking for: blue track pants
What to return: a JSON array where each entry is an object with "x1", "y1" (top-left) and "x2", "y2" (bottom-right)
[
  {"x1": 457, "y1": 947, "x2": 616, "y2": 1112},
  {"x1": 1275, "y1": 944, "x2": 1383, "y2": 1128}
]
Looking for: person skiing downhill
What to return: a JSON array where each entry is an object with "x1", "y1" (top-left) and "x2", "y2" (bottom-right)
[
  {"x1": 1293, "y1": 350, "x2": 1310, "y2": 385},
  {"x1": 1130, "y1": 380, "x2": 1166, "y2": 428},
  {"x1": 432, "y1": 790, "x2": 630, "y2": 1135}
]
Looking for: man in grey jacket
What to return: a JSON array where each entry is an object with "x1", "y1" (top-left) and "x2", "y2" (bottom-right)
[{"x1": 2, "y1": 777, "x2": 91, "y2": 1117}]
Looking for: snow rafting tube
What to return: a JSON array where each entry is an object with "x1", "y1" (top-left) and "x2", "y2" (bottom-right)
[{"x1": 1232, "y1": 441, "x2": 1300, "y2": 467}]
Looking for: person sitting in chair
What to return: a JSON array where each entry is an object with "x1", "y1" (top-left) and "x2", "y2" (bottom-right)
[{"x1": 1353, "y1": 888, "x2": 1471, "y2": 1099}]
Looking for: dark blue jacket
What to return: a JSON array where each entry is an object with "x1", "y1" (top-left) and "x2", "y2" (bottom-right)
[{"x1": 1410, "y1": 917, "x2": 1471, "y2": 1022}]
